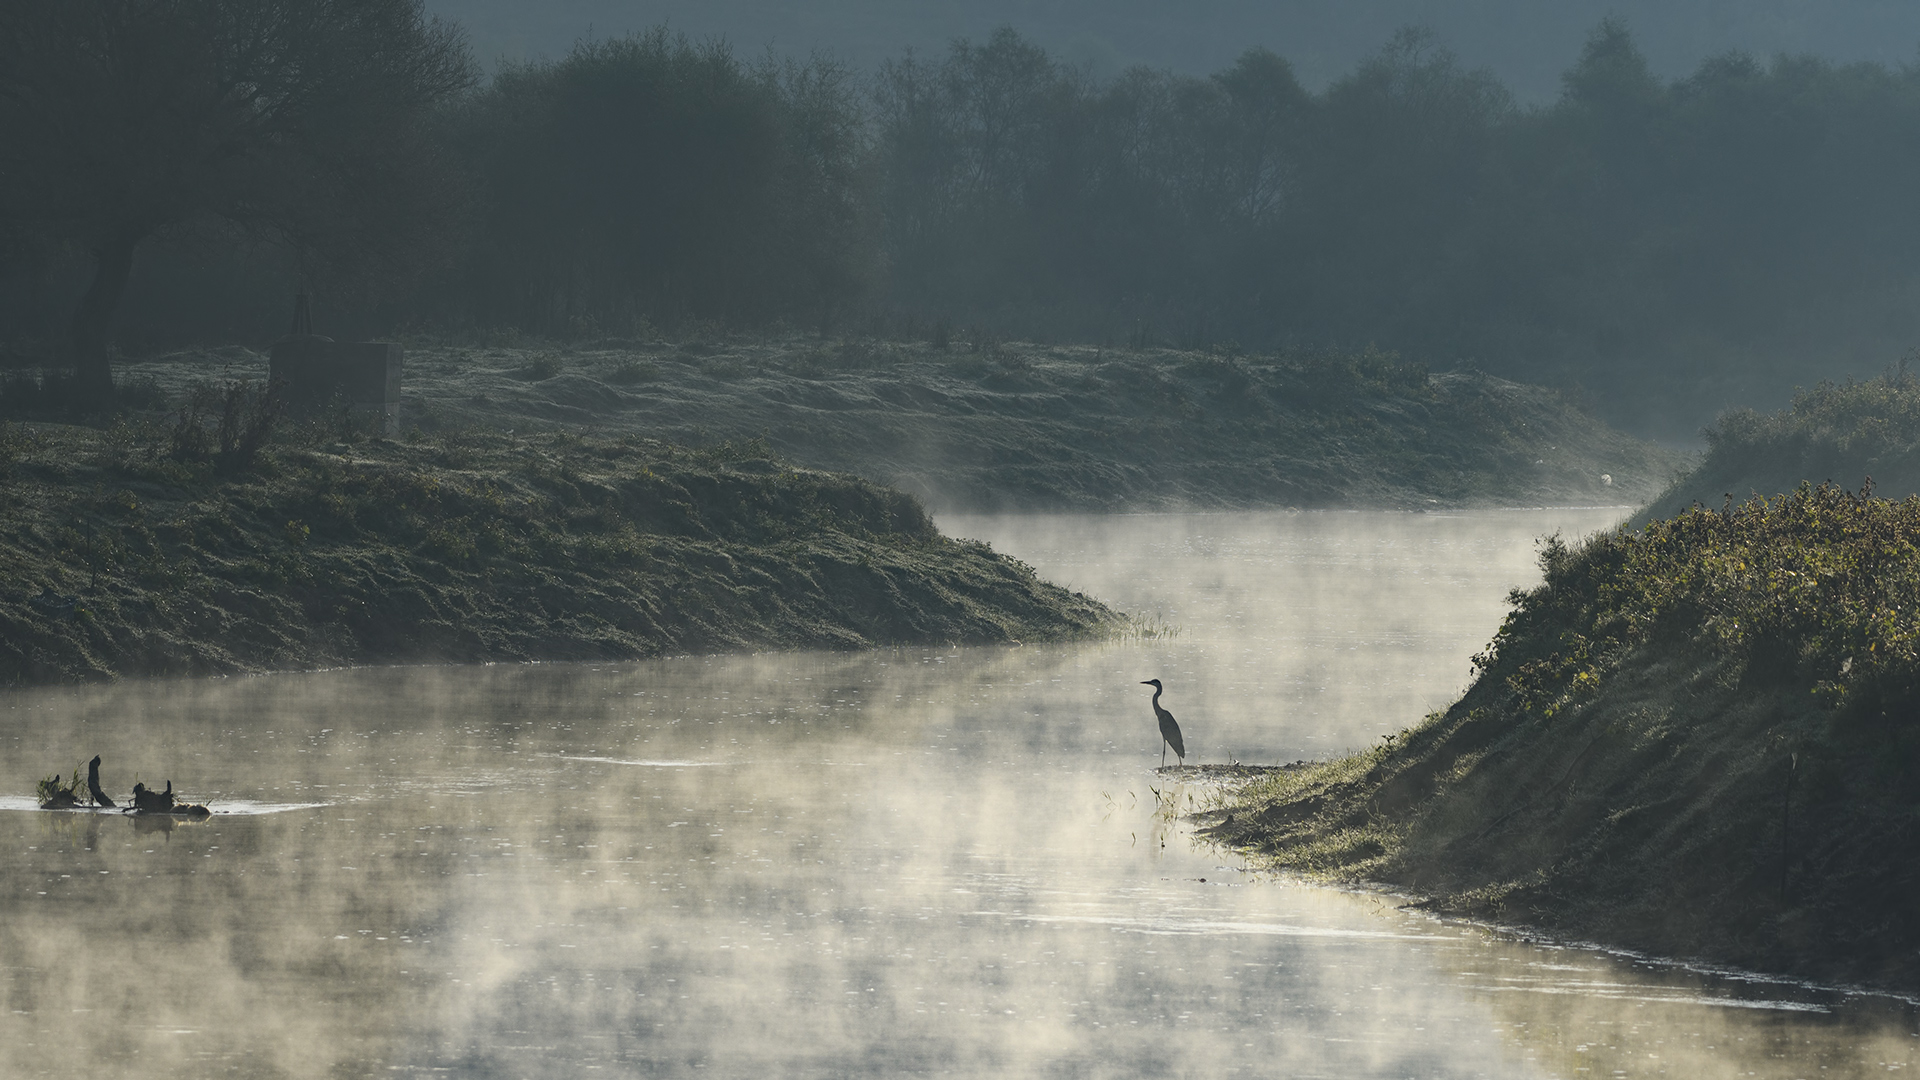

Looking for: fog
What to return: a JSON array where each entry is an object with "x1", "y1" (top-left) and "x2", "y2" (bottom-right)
[
  {"x1": 8, "y1": 4, "x2": 1920, "y2": 1071},
  {"x1": 7, "y1": 510, "x2": 1913, "y2": 1076}
]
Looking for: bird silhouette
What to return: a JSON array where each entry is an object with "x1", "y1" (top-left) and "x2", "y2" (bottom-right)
[
  {"x1": 87, "y1": 755, "x2": 114, "y2": 807},
  {"x1": 1141, "y1": 679, "x2": 1186, "y2": 768}
]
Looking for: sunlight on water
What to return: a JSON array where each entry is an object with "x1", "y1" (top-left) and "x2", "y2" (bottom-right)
[{"x1": 1, "y1": 510, "x2": 1913, "y2": 1077}]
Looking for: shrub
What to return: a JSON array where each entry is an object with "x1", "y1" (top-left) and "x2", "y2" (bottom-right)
[{"x1": 170, "y1": 380, "x2": 283, "y2": 472}]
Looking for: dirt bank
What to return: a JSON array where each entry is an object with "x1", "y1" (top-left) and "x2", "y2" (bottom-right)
[
  {"x1": 1208, "y1": 482, "x2": 1920, "y2": 991},
  {"x1": 89, "y1": 338, "x2": 1685, "y2": 512},
  {"x1": 0, "y1": 421, "x2": 1118, "y2": 686}
]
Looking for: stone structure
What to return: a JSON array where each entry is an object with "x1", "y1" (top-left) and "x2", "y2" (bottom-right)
[{"x1": 266, "y1": 294, "x2": 403, "y2": 435}]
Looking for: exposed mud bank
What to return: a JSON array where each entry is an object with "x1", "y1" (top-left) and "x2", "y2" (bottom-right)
[{"x1": 1209, "y1": 484, "x2": 1920, "y2": 991}]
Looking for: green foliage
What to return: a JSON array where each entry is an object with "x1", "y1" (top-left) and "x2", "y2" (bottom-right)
[
  {"x1": 36, "y1": 765, "x2": 81, "y2": 806},
  {"x1": 1214, "y1": 478, "x2": 1920, "y2": 987},
  {"x1": 1704, "y1": 366, "x2": 1920, "y2": 458},
  {"x1": 1486, "y1": 481, "x2": 1920, "y2": 728},
  {"x1": 1636, "y1": 367, "x2": 1920, "y2": 523}
]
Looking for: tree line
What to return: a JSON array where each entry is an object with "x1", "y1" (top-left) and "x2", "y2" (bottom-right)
[{"x1": 7, "y1": 4, "x2": 1920, "y2": 434}]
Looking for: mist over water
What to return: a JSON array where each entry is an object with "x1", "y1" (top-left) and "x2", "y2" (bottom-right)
[
  {"x1": 941, "y1": 509, "x2": 1630, "y2": 758},
  {"x1": 3, "y1": 510, "x2": 1914, "y2": 1077}
]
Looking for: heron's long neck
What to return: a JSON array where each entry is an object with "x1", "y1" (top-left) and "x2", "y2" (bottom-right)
[{"x1": 1152, "y1": 686, "x2": 1163, "y2": 706}]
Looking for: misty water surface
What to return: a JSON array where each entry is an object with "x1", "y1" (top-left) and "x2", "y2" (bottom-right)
[{"x1": 1, "y1": 509, "x2": 1914, "y2": 1078}]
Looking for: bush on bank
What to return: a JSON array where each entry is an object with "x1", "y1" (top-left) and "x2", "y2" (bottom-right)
[
  {"x1": 1211, "y1": 482, "x2": 1920, "y2": 988},
  {"x1": 1638, "y1": 368, "x2": 1920, "y2": 519}
]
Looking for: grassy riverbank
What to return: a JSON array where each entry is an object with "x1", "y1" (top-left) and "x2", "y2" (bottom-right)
[
  {"x1": 1639, "y1": 369, "x2": 1920, "y2": 522},
  {"x1": 1207, "y1": 482, "x2": 1920, "y2": 989},
  {"x1": 0, "y1": 418, "x2": 1117, "y2": 687},
  {"x1": 70, "y1": 337, "x2": 1684, "y2": 511}
]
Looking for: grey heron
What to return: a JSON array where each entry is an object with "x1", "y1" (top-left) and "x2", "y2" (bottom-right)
[{"x1": 1141, "y1": 679, "x2": 1186, "y2": 768}]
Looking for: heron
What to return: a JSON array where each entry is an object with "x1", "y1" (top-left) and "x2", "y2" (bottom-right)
[
  {"x1": 1141, "y1": 679, "x2": 1186, "y2": 768},
  {"x1": 87, "y1": 755, "x2": 114, "y2": 808}
]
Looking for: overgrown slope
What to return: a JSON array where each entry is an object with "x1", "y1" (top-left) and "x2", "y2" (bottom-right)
[
  {"x1": 101, "y1": 338, "x2": 1684, "y2": 512},
  {"x1": 1209, "y1": 483, "x2": 1920, "y2": 989},
  {"x1": 1639, "y1": 370, "x2": 1920, "y2": 523},
  {"x1": 0, "y1": 421, "x2": 1117, "y2": 686}
]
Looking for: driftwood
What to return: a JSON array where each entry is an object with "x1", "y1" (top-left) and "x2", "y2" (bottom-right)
[
  {"x1": 86, "y1": 755, "x2": 114, "y2": 808},
  {"x1": 35, "y1": 757, "x2": 209, "y2": 816}
]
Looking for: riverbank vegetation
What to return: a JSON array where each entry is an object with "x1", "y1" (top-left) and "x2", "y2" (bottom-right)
[
  {"x1": 11, "y1": 17, "x2": 1920, "y2": 436},
  {"x1": 1639, "y1": 367, "x2": 1920, "y2": 519},
  {"x1": 1208, "y1": 481, "x2": 1920, "y2": 989},
  {"x1": 39, "y1": 340, "x2": 1681, "y2": 512},
  {"x1": 0, "y1": 414, "x2": 1116, "y2": 687}
]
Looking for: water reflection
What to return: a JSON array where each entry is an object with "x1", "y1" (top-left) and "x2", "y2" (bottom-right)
[{"x1": 0, "y1": 511, "x2": 1913, "y2": 1077}]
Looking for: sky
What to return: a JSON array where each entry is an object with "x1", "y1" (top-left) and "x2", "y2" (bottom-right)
[{"x1": 427, "y1": 0, "x2": 1920, "y2": 99}]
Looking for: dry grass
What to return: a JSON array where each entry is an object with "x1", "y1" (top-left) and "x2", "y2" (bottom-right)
[
  {"x1": 40, "y1": 336, "x2": 1689, "y2": 514},
  {"x1": 0, "y1": 418, "x2": 1119, "y2": 686}
]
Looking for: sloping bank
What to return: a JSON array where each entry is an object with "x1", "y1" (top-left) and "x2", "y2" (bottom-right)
[
  {"x1": 0, "y1": 423, "x2": 1117, "y2": 686},
  {"x1": 121, "y1": 341, "x2": 1688, "y2": 511},
  {"x1": 1638, "y1": 369, "x2": 1920, "y2": 522},
  {"x1": 1207, "y1": 483, "x2": 1920, "y2": 989}
]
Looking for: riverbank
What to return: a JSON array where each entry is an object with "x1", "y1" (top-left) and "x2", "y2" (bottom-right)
[
  {"x1": 0, "y1": 419, "x2": 1117, "y2": 687},
  {"x1": 1205, "y1": 482, "x2": 1920, "y2": 990},
  {"x1": 75, "y1": 337, "x2": 1686, "y2": 512},
  {"x1": 1637, "y1": 369, "x2": 1920, "y2": 523}
]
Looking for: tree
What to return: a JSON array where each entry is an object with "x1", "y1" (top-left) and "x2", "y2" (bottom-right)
[
  {"x1": 0, "y1": 0, "x2": 473, "y2": 394},
  {"x1": 1212, "y1": 49, "x2": 1309, "y2": 226},
  {"x1": 449, "y1": 30, "x2": 868, "y2": 335},
  {"x1": 873, "y1": 28, "x2": 1085, "y2": 311}
]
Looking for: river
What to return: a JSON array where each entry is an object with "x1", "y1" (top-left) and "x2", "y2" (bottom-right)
[{"x1": 1, "y1": 509, "x2": 1913, "y2": 1078}]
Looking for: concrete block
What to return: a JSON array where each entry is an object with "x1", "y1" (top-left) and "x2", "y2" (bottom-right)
[{"x1": 269, "y1": 336, "x2": 403, "y2": 435}]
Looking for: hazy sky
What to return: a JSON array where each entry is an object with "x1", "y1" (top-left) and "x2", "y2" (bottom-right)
[{"x1": 428, "y1": 0, "x2": 1920, "y2": 99}]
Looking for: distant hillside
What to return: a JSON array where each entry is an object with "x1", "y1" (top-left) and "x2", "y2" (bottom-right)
[
  {"x1": 1636, "y1": 372, "x2": 1920, "y2": 524},
  {"x1": 105, "y1": 338, "x2": 1686, "y2": 513}
]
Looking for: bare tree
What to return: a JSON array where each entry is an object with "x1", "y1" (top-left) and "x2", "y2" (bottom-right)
[{"x1": 0, "y1": 0, "x2": 473, "y2": 394}]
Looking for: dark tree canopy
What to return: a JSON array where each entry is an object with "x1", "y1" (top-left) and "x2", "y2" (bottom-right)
[
  {"x1": 10, "y1": 17, "x2": 1920, "y2": 436},
  {"x1": 440, "y1": 29, "x2": 869, "y2": 335},
  {"x1": 0, "y1": 0, "x2": 473, "y2": 391}
]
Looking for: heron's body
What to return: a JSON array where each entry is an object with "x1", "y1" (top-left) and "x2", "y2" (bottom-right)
[{"x1": 1141, "y1": 680, "x2": 1186, "y2": 767}]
